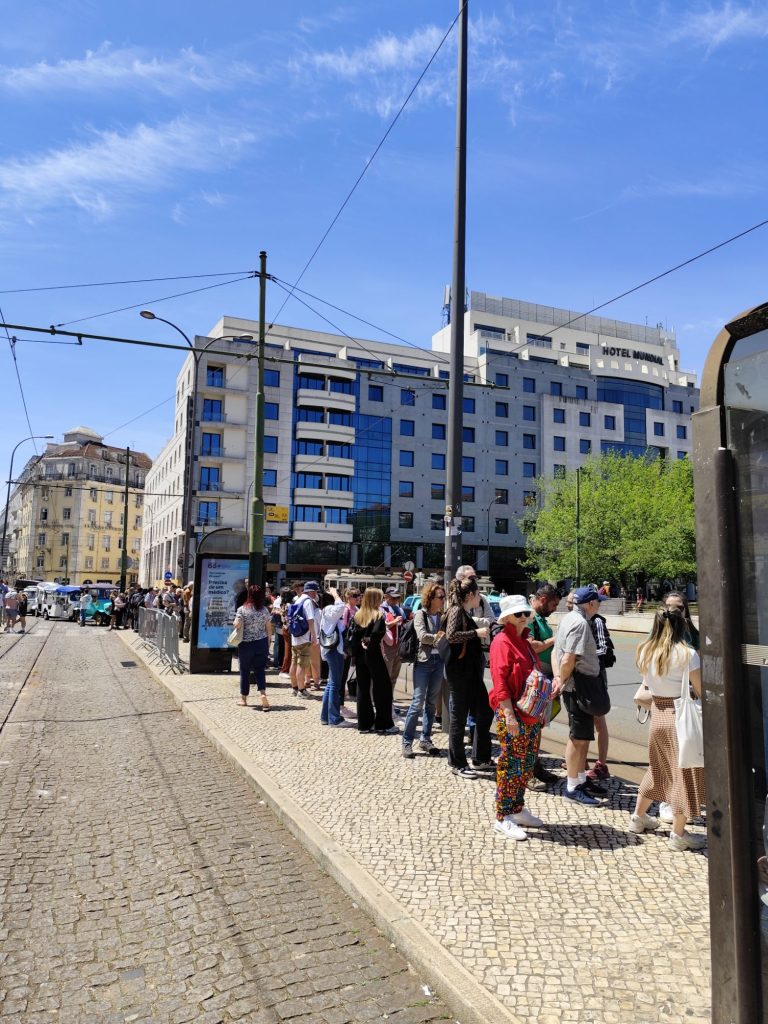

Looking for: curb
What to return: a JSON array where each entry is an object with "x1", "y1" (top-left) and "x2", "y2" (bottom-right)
[{"x1": 115, "y1": 632, "x2": 525, "y2": 1024}]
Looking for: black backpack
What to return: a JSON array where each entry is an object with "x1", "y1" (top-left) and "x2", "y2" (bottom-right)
[{"x1": 397, "y1": 610, "x2": 423, "y2": 664}]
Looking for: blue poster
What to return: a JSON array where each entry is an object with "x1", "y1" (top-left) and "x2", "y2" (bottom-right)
[{"x1": 197, "y1": 557, "x2": 248, "y2": 649}]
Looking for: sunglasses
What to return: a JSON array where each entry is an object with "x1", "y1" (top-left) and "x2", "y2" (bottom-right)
[{"x1": 513, "y1": 611, "x2": 532, "y2": 618}]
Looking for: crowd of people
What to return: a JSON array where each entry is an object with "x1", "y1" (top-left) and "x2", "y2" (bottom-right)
[{"x1": 224, "y1": 569, "x2": 704, "y2": 852}]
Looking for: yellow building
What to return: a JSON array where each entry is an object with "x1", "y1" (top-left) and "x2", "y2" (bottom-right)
[{"x1": 6, "y1": 427, "x2": 151, "y2": 586}]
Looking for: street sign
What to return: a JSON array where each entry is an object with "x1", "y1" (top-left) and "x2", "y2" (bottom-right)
[
  {"x1": 164, "y1": 570, "x2": 173, "y2": 581},
  {"x1": 403, "y1": 570, "x2": 414, "y2": 582},
  {"x1": 265, "y1": 504, "x2": 289, "y2": 524},
  {"x1": 403, "y1": 560, "x2": 415, "y2": 572}
]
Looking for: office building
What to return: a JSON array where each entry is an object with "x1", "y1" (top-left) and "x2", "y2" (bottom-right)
[{"x1": 141, "y1": 293, "x2": 698, "y2": 586}]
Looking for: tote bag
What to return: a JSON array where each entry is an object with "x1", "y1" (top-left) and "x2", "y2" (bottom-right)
[{"x1": 674, "y1": 655, "x2": 704, "y2": 769}]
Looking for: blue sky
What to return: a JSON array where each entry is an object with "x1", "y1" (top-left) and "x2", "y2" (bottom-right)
[{"x1": 1, "y1": 0, "x2": 767, "y2": 482}]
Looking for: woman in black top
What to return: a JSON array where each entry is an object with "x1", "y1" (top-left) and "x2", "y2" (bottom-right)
[
  {"x1": 350, "y1": 588, "x2": 396, "y2": 734},
  {"x1": 444, "y1": 577, "x2": 492, "y2": 779}
]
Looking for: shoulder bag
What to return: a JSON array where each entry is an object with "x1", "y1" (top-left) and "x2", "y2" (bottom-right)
[
  {"x1": 674, "y1": 655, "x2": 704, "y2": 769},
  {"x1": 634, "y1": 680, "x2": 653, "y2": 724},
  {"x1": 573, "y1": 668, "x2": 611, "y2": 717},
  {"x1": 227, "y1": 617, "x2": 244, "y2": 647},
  {"x1": 515, "y1": 645, "x2": 553, "y2": 724}
]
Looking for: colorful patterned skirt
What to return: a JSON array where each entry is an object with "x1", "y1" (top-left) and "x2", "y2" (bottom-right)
[{"x1": 495, "y1": 709, "x2": 542, "y2": 820}]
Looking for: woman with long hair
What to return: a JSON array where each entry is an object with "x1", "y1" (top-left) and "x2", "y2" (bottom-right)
[
  {"x1": 233, "y1": 584, "x2": 273, "y2": 710},
  {"x1": 629, "y1": 608, "x2": 706, "y2": 851},
  {"x1": 662, "y1": 591, "x2": 700, "y2": 651},
  {"x1": 444, "y1": 576, "x2": 492, "y2": 779},
  {"x1": 401, "y1": 580, "x2": 447, "y2": 759},
  {"x1": 350, "y1": 588, "x2": 396, "y2": 734}
]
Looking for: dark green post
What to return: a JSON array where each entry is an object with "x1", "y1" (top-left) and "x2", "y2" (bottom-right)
[
  {"x1": 120, "y1": 446, "x2": 131, "y2": 590},
  {"x1": 248, "y1": 251, "x2": 267, "y2": 588}
]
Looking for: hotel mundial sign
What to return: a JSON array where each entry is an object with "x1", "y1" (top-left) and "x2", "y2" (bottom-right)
[{"x1": 599, "y1": 345, "x2": 665, "y2": 366}]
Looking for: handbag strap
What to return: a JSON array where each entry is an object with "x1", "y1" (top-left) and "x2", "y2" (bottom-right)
[{"x1": 679, "y1": 646, "x2": 691, "y2": 701}]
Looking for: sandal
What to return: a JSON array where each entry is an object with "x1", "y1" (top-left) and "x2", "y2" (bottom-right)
[{"x1": 260, "y1": 693, "x2": 270, "y2": 712}]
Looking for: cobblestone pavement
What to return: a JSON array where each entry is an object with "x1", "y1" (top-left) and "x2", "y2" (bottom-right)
[
  {"x1": 0, "y1": 623, "x2": 453, "y2": 1024},
  {"x1": 120, "y1": 634, "x2": 712, "y2": 1024}
]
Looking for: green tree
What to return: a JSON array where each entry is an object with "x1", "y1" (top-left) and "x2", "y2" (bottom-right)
[{"x1": 521, "y1": 452, "x2": 696, "y2": 585}]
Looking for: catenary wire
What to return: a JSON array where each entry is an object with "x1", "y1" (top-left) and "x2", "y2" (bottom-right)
[
  {"x1": 0, "y1": 270, "x2": 257, "y2": 296},
  {"x1": 267, "y1": 2, "x2": 466, "y2": 333},
  {"x1": 1, "y1": 303, "x2": 39, "y2": 453}
]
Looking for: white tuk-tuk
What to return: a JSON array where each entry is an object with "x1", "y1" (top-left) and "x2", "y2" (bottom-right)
[{"x1": 41, "y1": 585, "x2": 81, "y2": 621}]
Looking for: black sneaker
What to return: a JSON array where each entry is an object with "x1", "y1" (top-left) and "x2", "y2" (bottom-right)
[
  {"x1": 583, "y1": 778, "x2": 607, "y2": 797},
  {"x1": 533, "y1": 762, "x2": 558, "y2": 785}
]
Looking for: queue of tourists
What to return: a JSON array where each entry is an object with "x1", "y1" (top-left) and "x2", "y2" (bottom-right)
[{"x1": 225, "y1": 569, "x2": 705, "y2": 854}]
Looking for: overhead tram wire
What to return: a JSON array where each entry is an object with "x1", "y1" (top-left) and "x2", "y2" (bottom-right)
[
  {"x1": 1, "y1": 302, "x2": 39, "y2": 452},
  {"x1": 266, "y1": 3, "x2": 466, "y2": 336},
  {"x1": 0, "y1": 270, "x2": 257, "y2": 296}
]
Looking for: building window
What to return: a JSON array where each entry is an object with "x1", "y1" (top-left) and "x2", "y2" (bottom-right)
[
  {"x1": 495, "y1": 518, "x2": 509, "y2": 534},
  {"x1": 84, "y1": 557, "x2": 93, "y2": 569},
  {"x1": 495, "y1": 488, "x2": 509, "y2": 504},
  {"x1": 432, "y1": 393, "x2": 446, "y2": 410},
  {"x1": 88, "y1": 510, "x2": 96, "y2": 525},
  {"x1": 672, "y1": 399, "x2": 683, "y2": 414},
  {"x1": 202, "y1": 398, "x2": 223, "y2": 422},
  {"x1": 495, "y1": 372, "x2": 509, "y2": 387},
  {"x1": 553, "y1": 408, "x2": 565, "y2": 424},
  {"x1": 105, "y1": 490, "x2": 114, "y2": 503},
  {"x1": 654, "y1": 422, "x2": 665, "y2": 437},
  {"x1": 329, "y1": 442, "x2": 352, "y2": 459},
  {"x1": 297, "y1": 440, "x2": 323, "y2": 456},
  {"x1": 326, "y1": 475, "x2": 351, "y2": 492},
  {"x1": 462, "y1": 456, "x2": 475, "y2": 473},
  {"x1": 677, "y1": 451, "x2": 688, "y2": 460},
  {"x1": 297, "y1": 373, "x2": 325, "y2": 391},
  {"x1": 496, "y1": 459, "x2": 509, "y2": 476},
  {"x1": 68, "y1": 462, "x2": 77, "y2": 477},
  {"x1": 200, "y1": 466, "x2": 220, "y2": 491},
  {"x1": 264, "y1": 436, "x2": 278, "y2": 453},
  {"x1": 462, "y1": 485, "x2": 474, "y2": 502},
  {"x1": 328, "y1": 411, "x2": 352, "y2": 427},
  {"x1": 523, "y1": 434, "x2": 536, "y2": 450},
  {"x1": 263, "y1": 469, "x2": 277, "y2": 487},
  {"x1": 432, "y1": 423, "x2": 446, "y2": 440},
  {"x1": 399, "y1": 480, "x2": 414, "y2": 498},
  {"x1": 522, "y1": 405, "x2": 535, "y2": 422},
  {"x1": 462, "y1": 516, "x2": 475, "y2": 532},
  {"x1": 64, "y1": 486, "x2": 73, "y2": 496},
  {"x1": 495, "y1": 401, "x2": 509, "y2": 418},
  {"x1": 296, "y1": 472, "x2": 323, "y2": 489},
  {"x1": 101, "y1": 557, "x2": 110, "y2": 570},
  {"x1": 201, "y1": 433, "x2": 222, "y2": 456},
  {"x1": 463, "y1": 427, "x2": 475, "y2": 443},
  {"x1": 554, "y1": 436, "x2": 566, "y2": 451},
  {"x1": 37, "y1": 531, "x2": 46, "y2": 546},
  {"x1": 523, "y1": 462, "x2": 536, "y2": 478},
  {"x1": 401, "y1": 389, "x2": 416, "y2": 406},
  {"x1": 325, "y1": 507, "x2": 349, "y2": 525},
  {"x1": 264, "y1": 402, "x2": 279, "y2": 420},
  {"x1": 89, "y1": 487, "x2": 97, "y2": 500},
  {"x1": 495, "y1": 430, "x2": 508, "y2": 446},
  {"x1": 579, "y1": 412, "x2": 591, "y2": 427},
  {"x1": 523, "y1": 490, "x2": 536, "y2": 506},
  {"x1": 103, "y1": 535, "x2": 111, "y2": 550},
  {"x1": 432, "y1": 453, "x2": 446, "y2": 470},
  {"x1": 523, "y1": 377, "x2": 535, "y2": 393},
  {"x1": 198, "y1": 501, "x2": 219, "y2": 524},
  {"x1": 463, "y1": 397, "x2": 475, "y2": 414},
  {"x1": 40, "y1": 486, "x2": 50, "y2": 499},
  {"x1": 40, "y1": 508, "x2": 48, "y2": 521},
  {"x1": 399, "y1": 450, "x2": 414, "y2": 467},
  {"x1": 580, "y1": 439, "x2": 592, "y2": 454},
  {"x1": 431, "y1": 483, "x2": 445, "y2": 500},
  {"x1": 399, "y1": 512, "x2": 414, "y2": 529},
  {"x1": 63, "y1": 507, "x2": 72, "y2": 520},
  {"x1": 329, "y1": 378, "x2": 354, "y2": 395},
  {"x1": 554, "y1": 464, "x2": 566, "y2": 478},
  {"x1": 604, "y1": 415, "x2": 616, "y2": 430},
  {"x1": 551, "y1": 381, "x2": 563, "y2": 396},
  {"x1": 134, "y1": 516, "x2": 142, "y2": 529},
  {"x1": 264, "y1": 369, "x2": 280, "y2": 388},
  {"x1": 677, "y1": 425, "x2": 687, "y2": 439},
  {"x1": 368, "y1": 385, "x2": 384, "y2": 402},
  {"x1": 401, "y1": 420, "x2": 416, "y2": 437},
  {"x1": 36, "y1": 555, "x2": 45, "y2": 569},
  {"x1": 206, "y1": 366, "x2": 224, "y2": 387},
  {"x1": 295, "y1": 506, "x2": 321, "y2": 523},
  {"x1": 576, "y1": 385, "x2": 588, "y2": 399},
  {"x1": 430, "y1": 513, "x2": 443, "y2": 531},
  {"x1": 297, "y1": 407, "x2": 324, "y2": 424}
]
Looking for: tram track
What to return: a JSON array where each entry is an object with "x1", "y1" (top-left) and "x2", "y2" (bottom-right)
[{"x1": 0, "y1": 619, "x2": 54, "y2": 736}]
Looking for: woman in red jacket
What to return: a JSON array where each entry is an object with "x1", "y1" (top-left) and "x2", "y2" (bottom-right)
[{"x1": 489, "y1": 594, "x2": 552, "y2": 841}]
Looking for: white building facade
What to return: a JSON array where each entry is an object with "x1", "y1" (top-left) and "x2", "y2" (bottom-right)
[{"x1": 141, "y1": 294, "x2": 699, "y2": 587}]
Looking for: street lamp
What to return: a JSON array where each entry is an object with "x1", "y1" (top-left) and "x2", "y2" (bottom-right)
[
  {"x1": 1, "y1": 434, "x2": 54, "y2": 577},
  {"x1": 485, "y1": 492, "x2": 503, "y2": 576},
  {"x1": 139, "y1": 311, "x2": 252, "y2": 581}
]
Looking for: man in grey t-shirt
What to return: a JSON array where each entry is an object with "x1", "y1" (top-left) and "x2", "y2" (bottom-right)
[{"x1": 553, "y1": 585, "x2": 607, "y2": 806}]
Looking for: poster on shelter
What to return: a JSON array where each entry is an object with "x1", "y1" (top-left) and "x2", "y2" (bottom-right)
[{"x1": 197, "y1": 557, "x2": 248, "y2": 649}]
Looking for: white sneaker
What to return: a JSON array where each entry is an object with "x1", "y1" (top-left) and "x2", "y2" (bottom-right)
[
  {"x1": 629, "y1": 812, "x2": 660, "y2": 834},
  {"x1": 340, "y1": 707, "x2": 357, "y2": 721},
  {"x1": 658, "y1": 802, "x2": 674, "y2": 824},
  {"x1": 510, "y1": 807, "x2": 545, "y2": 828},
  {"x1": 493, "y1": 818, "x2": 528, "y2": 841},
  {"x1": 668, "y1": 830, "x2": 706, "y2": 852}
]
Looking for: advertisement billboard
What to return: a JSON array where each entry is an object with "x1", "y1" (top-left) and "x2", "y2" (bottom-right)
[{"x1": 196, "y1": 555, "x2": 248, "y2": 650}]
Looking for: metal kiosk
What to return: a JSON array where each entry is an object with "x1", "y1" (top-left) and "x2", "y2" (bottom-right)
[
  {"x1": 693, "y1": 301, "x2": 768, "y2": 1023},
  {"x1": 189, "y1": 529, "x2": 248, "y2": 674}
]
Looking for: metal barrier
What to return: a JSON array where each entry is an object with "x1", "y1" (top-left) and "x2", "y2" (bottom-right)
[{"x1": 136, "y1": 607, "x2": 186, "y2": 673}]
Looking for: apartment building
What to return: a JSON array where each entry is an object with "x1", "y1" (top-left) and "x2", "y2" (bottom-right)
[
  {"x1": 6, "y1": 427, "x2": 150, "y2": 585},
  {"x1": 141, "y1": 293, "x2": 699, "y2": 586}
]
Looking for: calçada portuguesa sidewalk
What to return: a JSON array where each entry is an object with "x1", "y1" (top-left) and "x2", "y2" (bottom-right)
[{"x1": 118, "y1": 632, "x2": 711, "y2": 1024}]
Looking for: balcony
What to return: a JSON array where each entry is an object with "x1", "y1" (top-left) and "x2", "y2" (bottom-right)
[
  {"x1": 200, "y1": 412, "x2": 245, "y2": 426},
  {"x1": 296, "y1": 421, "x2": 355, "y2": 444},
  {"x1": 196, "y1": 517, "x2": 222, "y2": 529},
  {"x1": 297, "y1": 387, "x2": 355, "y2": 411},
  {"x1": 292, "y1": 521, "x2": 353, "y2": 542},
  {"x1": 197, "y1": 480, "x2": 241, "y2": 495},
  {"x1": 294, "y1": 455, "x2": 353, "y2": 475},
  {"x1": 293, "y1": 487, "x2": 354, "y2": 508},
  {"x1": 198, "y1": 445, "x2": 246, "y2": 461}
]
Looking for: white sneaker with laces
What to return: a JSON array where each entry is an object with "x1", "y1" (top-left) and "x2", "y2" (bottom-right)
[
  {"x1": 510, "y1": 807, "x2": 545, "y2": 828},
  {"x1": 668, "y1": 829, "x2": 706, "y2": 852},
  {"x1": 658, "y1": 802, "x2": 674, "y2": 824},
  {"x1": 493, "y1": 818, "x2": 528, "y2": 841},
  {"x1": 629, "y1": 812, "x2": 661, "y2": 834}
]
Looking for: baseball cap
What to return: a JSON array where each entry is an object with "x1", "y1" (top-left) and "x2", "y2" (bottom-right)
[
  {"x1": 303, "y1": 581, "x2": 320, "y2": 593},
  {"x1": 384, "y1": 586, "x2": 400, "y2": 597},
  {"x1": 573, "y1": 585, "x2": 607, "y2": 605}
]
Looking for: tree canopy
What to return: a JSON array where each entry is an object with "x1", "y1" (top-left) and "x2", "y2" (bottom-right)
[{"x1": 521, "y1": 452, "x2": 696, "y2": 585}]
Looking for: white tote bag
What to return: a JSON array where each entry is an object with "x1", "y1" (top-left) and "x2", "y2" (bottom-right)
[{"x1": 674, "y1": 655, "x2": 704, "y2": 769}]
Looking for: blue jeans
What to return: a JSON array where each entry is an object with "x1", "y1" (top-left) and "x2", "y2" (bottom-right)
[
  {"x1": 321, "y1": 647, "x2": 344, "y2": 725},
  {"x1": 403, "y1": 657, "x2": 444, "y2": 746},
  {"x1": 238, "y1": 637, "x2": 269, "y2": 696}
]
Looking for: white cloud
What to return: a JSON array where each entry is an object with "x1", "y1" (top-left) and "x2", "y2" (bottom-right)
[
  {"x1": 0, "y1": 117, "x2": 257, "y2": 218},
  {"x1": 0, "y1": 43, "x2": 261, "y2": 96},
  {"x1": 671, "y1": 2, "x2": 768, "y2": 49},
  {"x1": 309, "y1": 25, "x2": 447, "y2": 78}
]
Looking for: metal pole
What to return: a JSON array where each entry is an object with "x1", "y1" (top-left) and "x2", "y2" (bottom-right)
[
  {"x1": 575, "y1": 466, "x2": 581, "y2": 587},
  {"x1": 248, "y1": 250, "x2": 268, "y2": 588},
  {"x1": 443, "y1": 0, "x2": 468, "y2": 587},
  {"x1": 120, "y1": 447, "x2": 130, "y2": 590}
]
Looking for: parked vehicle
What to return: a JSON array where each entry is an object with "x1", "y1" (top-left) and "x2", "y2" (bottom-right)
[
  {"x1": 34, "y1": 583, "x2": 59, "y2": 617},
  {"x1": 41, "y1": 585, "x2": 81, "y2": 621},
  {"x1": 23, "y1": 585, "x2": 40, "y2": 616},
  {"x1": 79, "y1": 584, "x2": 116, "y2": 626}
]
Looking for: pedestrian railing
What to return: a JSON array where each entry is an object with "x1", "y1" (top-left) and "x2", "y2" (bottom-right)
[{"x1": 136, "y1": 607, "x2": 186, "y2": 673}]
